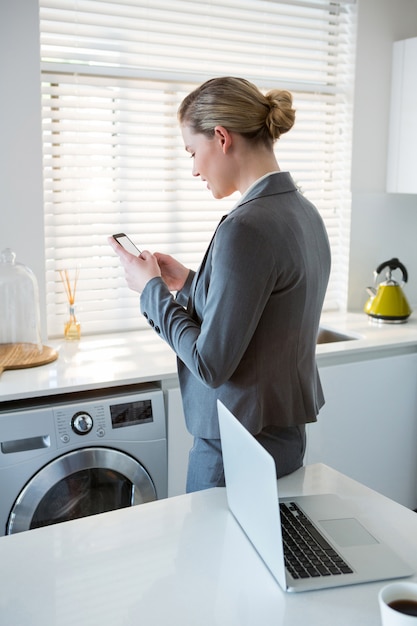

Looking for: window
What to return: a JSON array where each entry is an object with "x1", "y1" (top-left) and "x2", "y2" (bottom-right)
[{"x1": 40, "y1": 0, "x2": 357, "y2": 337}]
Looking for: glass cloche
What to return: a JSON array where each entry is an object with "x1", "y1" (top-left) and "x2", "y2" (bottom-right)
[{"x1": 0, "y1": 248, "x2": 42, "y2": 349}]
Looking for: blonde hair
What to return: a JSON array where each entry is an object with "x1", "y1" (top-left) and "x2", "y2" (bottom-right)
[{"x1": 178, "y1": 77, "x2": 295, "y2": 146}]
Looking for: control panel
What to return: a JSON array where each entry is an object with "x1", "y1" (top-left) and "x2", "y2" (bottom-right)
[
  {"x1": 55, "y1": 404, "x2": 107, "y2": 445},
  {"x1": 51, "y1": 389, "x2": 165, "y2": 448}
]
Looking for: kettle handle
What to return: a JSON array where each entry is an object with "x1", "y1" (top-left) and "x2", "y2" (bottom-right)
[{"x1": 375, "y1": 258, "x2": 408, "y2": 283}]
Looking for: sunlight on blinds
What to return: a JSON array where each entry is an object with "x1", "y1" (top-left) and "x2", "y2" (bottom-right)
[{"x1": 40, "y1": 0, "x2": 357, "y2": 336}]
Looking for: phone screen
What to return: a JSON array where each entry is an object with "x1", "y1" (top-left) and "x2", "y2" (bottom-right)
[{"x1": 113, "y1": 233, "x2": 141, "y2": 256}]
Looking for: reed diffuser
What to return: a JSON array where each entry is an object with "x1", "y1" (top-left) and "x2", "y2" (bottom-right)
[{"x1": 59, "y1": 268, "x2": 81, "y2": 340}]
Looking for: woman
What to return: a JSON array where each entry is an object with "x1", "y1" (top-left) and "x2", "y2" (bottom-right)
[{"x1": 109, "y1": 77, "x2": 331, "y2": 492}]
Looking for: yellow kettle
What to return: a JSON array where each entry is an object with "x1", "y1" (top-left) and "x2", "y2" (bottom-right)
[{"x1": 364, "y1": 258, "x2": 412, "y2": 323}]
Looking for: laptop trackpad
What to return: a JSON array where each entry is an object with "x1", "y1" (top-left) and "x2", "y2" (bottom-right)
[{"x1": 319, "y1": 518, "x2": 379, "y2": 547}]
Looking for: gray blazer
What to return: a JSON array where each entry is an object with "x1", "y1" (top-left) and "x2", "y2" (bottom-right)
[{"x1": 140, "y1": 172, "x2": 331, "y2": 439}]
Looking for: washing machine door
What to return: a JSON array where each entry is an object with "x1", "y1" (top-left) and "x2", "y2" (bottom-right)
[{"x1": 7, "y1": 447, "x2": 156, "y2": 534}]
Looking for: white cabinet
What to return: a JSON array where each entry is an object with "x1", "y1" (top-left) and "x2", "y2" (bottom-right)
[
  {"x1": 306, "y1": 352, "x2": 417, "y2": 508},
  {"x1": 387, "y1": 37, "x2": 417, "y2": 193},
  {"x1": 166, "y1": 387, "x2": 193, "y2": 497}
]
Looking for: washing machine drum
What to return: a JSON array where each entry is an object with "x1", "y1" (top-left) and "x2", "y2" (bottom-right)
[{"x1": 7, "y1": 447, "x2": 156, "y2": 534}]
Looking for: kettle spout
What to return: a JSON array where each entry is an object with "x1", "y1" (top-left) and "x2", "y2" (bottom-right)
[{"x1": 366, "y1": 286, "x2": 377, "y2": 297}]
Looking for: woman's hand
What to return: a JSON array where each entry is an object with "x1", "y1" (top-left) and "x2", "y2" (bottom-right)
[
  {"x1": 154, "y1": 252, "x2": 190, "y2": 292},
  {"x1": 108, "y1": 237, "x2": 161, "y2": 293}
]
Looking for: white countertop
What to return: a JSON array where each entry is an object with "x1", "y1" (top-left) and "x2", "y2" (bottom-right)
[
  {"x1": 317, "y1": 311, "x2": 417, "y2": 362},
  {"x1": 0, "y1": 330, "x2": 178, "y2": 403},
  {"x1": 0, "y1": 463, "x2": 415, "y2": 626},
  {"x1": 1, "y1": 312, "x2": 417, "y2": 403}
]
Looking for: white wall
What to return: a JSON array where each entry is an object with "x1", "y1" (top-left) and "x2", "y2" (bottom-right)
[
  {"x1": 349, "y1": 0, "x2": 417, "y2": 311},
  {"x1": 0, "y1": 0, "x2": 46, "y2": 339},
  {"x1": 1, "y1": 0, "x2": 417, "y2": 339}
]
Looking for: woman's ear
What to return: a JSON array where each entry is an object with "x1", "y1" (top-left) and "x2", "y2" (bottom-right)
[{"x1": 214, "y1": 125, "x2": 232, "y2": 154}]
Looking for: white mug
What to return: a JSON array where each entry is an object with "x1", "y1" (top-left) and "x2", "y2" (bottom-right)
[{"x1": 379, "y1": 582, "x2": 417, "y2": 625}]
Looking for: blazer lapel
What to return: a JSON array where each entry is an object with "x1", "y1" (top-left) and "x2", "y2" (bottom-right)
[{"x1": 187, "y1": 214, "x2": 227, "y2": 314}]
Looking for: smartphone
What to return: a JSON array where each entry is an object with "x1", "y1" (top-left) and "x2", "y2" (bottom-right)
[{"x1": 112, "y1": 233, "x2": 142, "y2": 256}]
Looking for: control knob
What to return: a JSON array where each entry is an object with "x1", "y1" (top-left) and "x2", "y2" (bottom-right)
[{"x1": 71, "y1": 411, "x2": 93, "y2": 435}]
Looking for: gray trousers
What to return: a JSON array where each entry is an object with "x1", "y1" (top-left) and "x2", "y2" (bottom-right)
[{"x1": 186, "y1": 423, "x2": 306, "y2": 493}]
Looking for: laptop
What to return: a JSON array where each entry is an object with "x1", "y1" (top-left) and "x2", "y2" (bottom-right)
[{"x1": 217, "y1": 400, "x2": 413, "y2": 592}]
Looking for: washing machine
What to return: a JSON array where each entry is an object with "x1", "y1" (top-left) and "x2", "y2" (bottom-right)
[{"x1": 0, "y1": 384, "x2": 167, "y2": 535}]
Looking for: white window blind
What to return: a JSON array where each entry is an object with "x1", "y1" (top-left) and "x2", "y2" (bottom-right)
[{"x1": 39, "y1": 0, "x2": 357, "y2": 338}]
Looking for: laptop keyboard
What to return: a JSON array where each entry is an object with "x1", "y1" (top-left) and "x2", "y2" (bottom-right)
[{"x1": 280, "y1": 501, "x2": 354, "y2": 579}]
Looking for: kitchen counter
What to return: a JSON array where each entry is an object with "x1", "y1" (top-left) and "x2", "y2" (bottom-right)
[
  {"x1": 316, "y1": 311, "x2": 417, "y2": 365},
  {"x1": 0, "y1": 463, "x2": 415, "y2": 626},
  {"x1": 1, "y1": 311, "x2": 416, "y2": 403},
  {"x1": 0, "y1": 329, "x2": 178, "y2": 403}
]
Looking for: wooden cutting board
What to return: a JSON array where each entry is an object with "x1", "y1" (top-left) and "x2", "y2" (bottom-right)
[{"x1": 0, "y1": 343, "x2": 58, "y2": 377}]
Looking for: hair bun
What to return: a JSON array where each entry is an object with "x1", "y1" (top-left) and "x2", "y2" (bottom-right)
[{"x1": 265, "y1": 90, "x2": 296, "y2": 139}]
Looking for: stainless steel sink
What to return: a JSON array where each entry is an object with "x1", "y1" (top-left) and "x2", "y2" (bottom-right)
[{"x1": 317, "y1": 327, "x2": 359, "y2": 344}]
